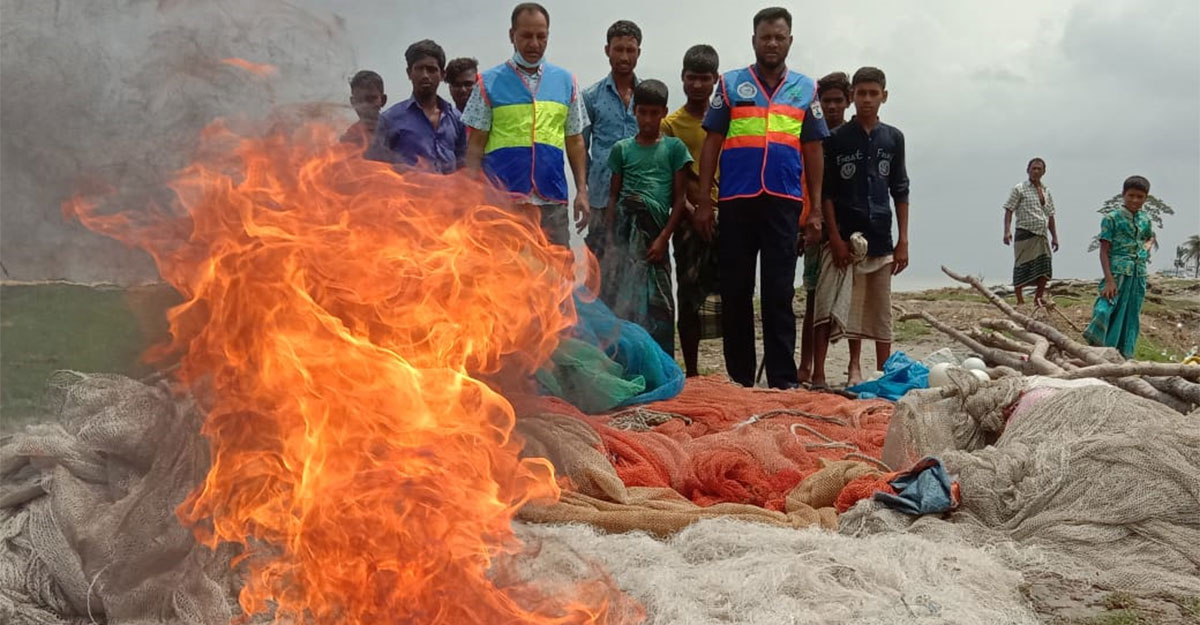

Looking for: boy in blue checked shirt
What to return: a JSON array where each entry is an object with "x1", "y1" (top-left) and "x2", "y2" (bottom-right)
[{"x1": 601, "y1": 80, "x2": 693, "y2": 355}]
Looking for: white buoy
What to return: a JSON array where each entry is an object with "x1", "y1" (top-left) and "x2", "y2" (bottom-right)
[
  {"x1": 929, "y1": 362, "x2": 953, "y2": 387},
  {"x1": 963, "y1": 357, "x2": 987, "y2": 371},
  {"x1": 970, "y1": 369, "x2": 991, "y2": 383}
]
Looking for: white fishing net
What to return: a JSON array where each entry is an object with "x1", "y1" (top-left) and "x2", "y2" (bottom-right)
[
  {"x1": 847, "y1": 376, "x2": 1200, "y2": 616},
  {"x1": 513, "y1": 519, "x2": 1040, "y2": 625},
  {"x1": 4, "y1": 371, "x2": 1197, "y2": 623}
]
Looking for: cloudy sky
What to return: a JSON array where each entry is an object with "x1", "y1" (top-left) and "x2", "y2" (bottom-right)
[
  {"x1": 298, "y1": 0, "x2": 1200, "y2": 289},
  {"x1": 2, "y1": 0, "x2": 1197, "y2": 289}
]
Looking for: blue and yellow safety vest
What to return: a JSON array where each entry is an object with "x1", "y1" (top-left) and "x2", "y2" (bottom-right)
[
  {"x1": 716, "y1": 66, "x2": 817, "y2": 203},
  {"x1": 479, "y1": 61, "x2": 576, "y2": 203}
]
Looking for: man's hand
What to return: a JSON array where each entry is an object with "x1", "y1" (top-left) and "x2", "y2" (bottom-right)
[
  {"x1": 646, "y1": 235, "x2": 669, "y2": 263},
  {"x1": 573, "y1": 193, "x2": 590, "y2": 234},
  {"x1": 1003, "y1": 231, "x2": 1012, "y2": 246},
  {"x1": 829, "y1": 237, "x2": 852, "y2": 268},
  {"x1": 1051, "y1": 236, "x2": 1060, "y2": 253},
  {"x1": 694, "y1": 200, "x2": 716, "y2": 241},
  {"x1": 803, "y1": 216, "x2": 823, "y2": 247},
  {"x1": 1101, "y1": 278, "x2": 1117, "y2": 301},
  {"x1": 892, "y1": 238, "x2": 909, "y2": 275}
]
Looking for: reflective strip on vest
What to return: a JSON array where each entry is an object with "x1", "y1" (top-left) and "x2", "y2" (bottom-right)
[{"x1": 485, "y1": 101, "x2": 569, "y2": 152}]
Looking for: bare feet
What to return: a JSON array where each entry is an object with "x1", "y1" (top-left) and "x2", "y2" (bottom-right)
[
  {"x1": 796, "y1": 366, "x2": 811, "y2": 385},
  {"x1": 846, "y1": 366, "x2": 863, "y2": 387}
]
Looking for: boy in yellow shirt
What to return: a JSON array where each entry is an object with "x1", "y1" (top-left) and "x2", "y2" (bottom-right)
[{"x1": 661, "y1": 44, "x2": 720, "y2": 376}]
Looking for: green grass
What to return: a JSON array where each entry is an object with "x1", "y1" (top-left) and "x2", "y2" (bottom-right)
[
  {"x1": 1177, "y1": 596, "x2": 1200, "y2": 620},
  {"x1": 907, "y1": 288, "x2": 988, "y2": 303},
  {"x1": 0, "y1": 283, "x2": 179, "y2": 426},
  {"x1": 1133, "y1": 333, "x2": 1185, "y2": 363},
  {"x1": 893, "y1": 319, "x2": 932, "y2": 343},
  {"x1": 1071, "y1": 611, "x2": 1143, "y2": 625}
]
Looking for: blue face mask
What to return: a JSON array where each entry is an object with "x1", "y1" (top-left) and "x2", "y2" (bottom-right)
[{"x1": 511, "y1": 50, "x2": 541, "y2": 69}]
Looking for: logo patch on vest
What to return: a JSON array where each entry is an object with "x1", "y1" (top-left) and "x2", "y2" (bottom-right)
[
  {"x1": 840, "y1": 162, "x2": 856, "y2": 180},
  {"x1": 810, "y1": 100, "x2": 824, "y2": 120},
  {"x1": 878, "y1": 159, "x2": 891, "y2": 176},
  {"x1": 736, "y1": 81, "x2": 757, "y2": 99},
  {"x1": 710, "y1": 93, "x2": 724, "y2": 109}
]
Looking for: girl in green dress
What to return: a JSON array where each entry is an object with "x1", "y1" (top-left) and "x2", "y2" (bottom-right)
[{"x1": 1082, "y1": 175, "x2": 1156, "y2": 358}]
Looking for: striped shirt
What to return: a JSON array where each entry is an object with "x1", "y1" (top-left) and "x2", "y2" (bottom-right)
[{"x1": 1003, "y1": 180, "x2": 1055, "y2": 235}]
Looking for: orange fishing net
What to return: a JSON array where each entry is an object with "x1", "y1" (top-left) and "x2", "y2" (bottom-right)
[{"x1": 519, "y1": 376, "x2": 892, "y2": 513}]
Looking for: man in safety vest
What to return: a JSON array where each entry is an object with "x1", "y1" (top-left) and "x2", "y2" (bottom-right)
[
  {"x1": 463, "y1": 2, "x2": 591, "y2": 248},
  {"x1": 694, "y1": 6, "x2": 828, "y2": 389}
]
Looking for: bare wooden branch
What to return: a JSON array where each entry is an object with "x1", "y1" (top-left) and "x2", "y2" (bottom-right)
[
  {"x1": 968, "y1": 328, "x2": 1032, "y2": 355},
  {"x1": 941, "y1": 265, "x2": 1189, "y2": 412},
  {"x1": 940, "y1": 266, "x2": 1122, "y2": 365},
  {"x1": 900, "y1": 310, "x2": 1026, "y2": 370},
  {"x1": 1144, "y1": 376, "x2": 1200, "y2": 407},
  {"x1": 1054, "y1": 362, "x2": 1200, "y2": 381}
]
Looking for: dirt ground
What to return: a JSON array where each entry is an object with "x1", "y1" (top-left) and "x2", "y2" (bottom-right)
[{"x1": 694, "y1": 276, "x2": 1200, "y2": 388}]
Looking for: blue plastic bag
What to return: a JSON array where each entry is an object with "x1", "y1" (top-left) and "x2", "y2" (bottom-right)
[{"x1": 846, "y1": 351, "x2": 929, "y2": 401}]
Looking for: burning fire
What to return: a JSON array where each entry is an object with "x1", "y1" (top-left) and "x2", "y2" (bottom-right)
[{"x1": 67, "y1": 123, "x2": 632, "y2": 623}]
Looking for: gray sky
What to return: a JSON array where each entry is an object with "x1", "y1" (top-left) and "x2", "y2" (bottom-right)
[
  {"x1": 2, "y1": 0, "x2": 1196, "y2": 289},
  {"x1": 299, "y1": 0, "x2": 1200, "y2": 289}
]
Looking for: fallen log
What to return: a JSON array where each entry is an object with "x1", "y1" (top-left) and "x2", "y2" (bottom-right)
[{"x1": 1055, "y1": 362, "x2": 1200, "y2": 381}]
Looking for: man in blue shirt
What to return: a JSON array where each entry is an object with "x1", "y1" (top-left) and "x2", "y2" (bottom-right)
[
  {"x1": 366, "y1": 40, "x2": 466, "y2": 174},
  {"x1": 582, "y1": 20, "x2": 642, "y2": 260},
  {"x1": 694, "y1": 7, "x2": 828, "y2": 389}
]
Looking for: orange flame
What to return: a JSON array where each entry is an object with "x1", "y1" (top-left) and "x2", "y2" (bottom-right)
[
  {"x1": 220, "y1": 57, "x2": 279, "y2": 77},
  {"x1": 67, "y1": 123, "x2": 637, "y2": 624}
]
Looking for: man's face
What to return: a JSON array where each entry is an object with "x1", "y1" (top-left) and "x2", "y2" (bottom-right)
[
  {"x1": 605, "y1": 35, "x2": 640, "y2": 77},
  {"x1": 752, "y1": 18, "x2": 792, "y2": 70},
  {"x1": 634, "y1": 103, "x2": 667, "y2": 136},
  {"x1": 818, "y1": 89, "x2": 849, "y2": 126},
  {"x1": 408, "y1": 56, "x2": 443, "y2": 99},
  {"x1": 350, "y1": 86, "x2": 385, "y2": 123},
  {"x1": 448, "y1": 68, "x2": 476, "y2": 110},
  {"x1": 1123, "y1": 189, "x2": 1148, "y2": 211},
  {"x1": 682, "y1": 70, "x2": 716, "y2": 103},
  {"x1": 1027, "y1": 161, "x2": 1046, "y2": 183},
  {"x1": 851, "y1": 81, "x2": 887, "y2": 117},
  {"x1": 509, "y1": 10, "x2": 549, "y2": 65}
]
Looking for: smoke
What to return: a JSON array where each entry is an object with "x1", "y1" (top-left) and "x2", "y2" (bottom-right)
[{"x1": 0, "y1": 0, "x2": 355, "y2": 284}]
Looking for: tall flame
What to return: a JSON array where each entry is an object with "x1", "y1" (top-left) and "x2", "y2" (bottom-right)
[{"x1": 67, "y1": 122, "x2": 632, "y2": 623}]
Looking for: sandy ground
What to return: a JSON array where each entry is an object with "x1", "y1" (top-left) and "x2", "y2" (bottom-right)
[{"x1": 692, "y1": 277, "x2": 1200, "y2": 388}]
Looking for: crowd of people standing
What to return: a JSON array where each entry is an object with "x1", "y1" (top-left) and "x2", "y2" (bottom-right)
[{"x1": 341, "y1": 2, "x2": 1156, "y2": 389}]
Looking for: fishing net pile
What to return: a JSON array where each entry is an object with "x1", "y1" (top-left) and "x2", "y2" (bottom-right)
[{"x1": 4, "y1": 369, "x2": 1197, "y2": 623}]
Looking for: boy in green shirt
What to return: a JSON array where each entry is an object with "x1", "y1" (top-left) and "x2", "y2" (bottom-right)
[{"x1": 602, "y1": 79, "x2": 693, "y2": 355}]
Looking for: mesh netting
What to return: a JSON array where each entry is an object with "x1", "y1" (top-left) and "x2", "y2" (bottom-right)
[
  {"x1": 845, "y1": 377, "x2": 1200, "y2": 605},
  {"x1": 0, "y1": 372, "x2": 235, "y2": 625},
  {"x1": 511, "y1": 518, "x2": 1040, "y2": 624}
]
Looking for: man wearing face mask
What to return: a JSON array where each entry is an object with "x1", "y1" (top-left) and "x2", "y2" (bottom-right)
[
  {"x1": 463, "y1": 2, "x2": 591, "y2": 248},
  {"x1": 694, "y1": 7, "x2": 829, "y2": 389},
  {"x1": 366, "y1": 39, "x2": 466, "y2": 173}
]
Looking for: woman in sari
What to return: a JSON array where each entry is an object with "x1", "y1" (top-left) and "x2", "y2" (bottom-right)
[{"x1": 1083, "y1": 175, "x2": 1156, "y2": 358}]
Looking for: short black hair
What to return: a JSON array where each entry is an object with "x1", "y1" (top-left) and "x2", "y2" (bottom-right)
[
  {"x1": 817, "y1": 72, "x2": 850, "y2": 99},
  {"x1": 511, "y1": 2, "x2": 549, "y2": 28},
  {"x1": 1027, "y1": 157, "x2": 1046, "y2": 170},
  {"x1": 405, "y1": 39, "x2": 446, "y2": 71},
  {"x1": 682, "y1": 44, "x2": 719, "y2": 75},
  {"x1": 753, "y1": 7, "x2": 792, "y2": 31},
  {"x1": 852, "y1": 66, "x2": 887, "y2": 89},
  {"x1": 1123, "y1": 175, "x2": 1151, "y2": 193},
  {"x1": 633, "y1": 79, "x2": 669, "y2": 108},
  {"x1": 606, "y1": 20, "x2": 642, "y2": 44},
  {"x1": 349, "y1": 70, "x2": 384, "y2": 92},
  {"x1": 444, "y1": 57, "x2": 478, "y2": 82}
]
